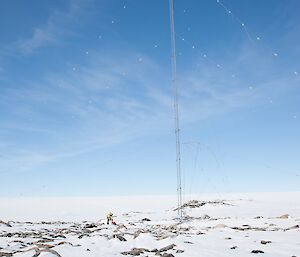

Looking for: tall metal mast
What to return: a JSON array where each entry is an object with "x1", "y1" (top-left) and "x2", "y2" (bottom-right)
[{"x1": 169, "y1": 0, "x2": 183, "y2": 218}]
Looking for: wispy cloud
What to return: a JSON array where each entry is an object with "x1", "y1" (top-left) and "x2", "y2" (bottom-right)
[
  {"x1": 0, "y1": 51, "x2": 171, "y2": 172},
  {"x1": 9, "y1": 0, "x2": 91, "y2": 55},
  {"x1": 1, "y1": 37, "x2": 299, "y2": 173},
  {"x1": 17, "y1": 28, "x2": 58, "y2": 55}
]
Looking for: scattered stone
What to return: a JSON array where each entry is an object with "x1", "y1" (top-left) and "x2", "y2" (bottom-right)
[
  {"x1": 116, "y1": 224, "x2": 127, "y2": 230},
  {"x1": 33, "y1": 248, "x2": 62, "y2": 257},
  {"x1": 176, "y1": 249, "x2": 184, "y2": 253},
  {"x1": 158, "y1": 244, "x2": 176, "y2": 252},
  {"x1": 86, "y1": 249, "x2": 90, "y2": 251},
  {"x1": 33, "y1": 239, "x2": 54, "y2": 244},
  {"x1": 261, "y1": 240, "x2": 272, "y2": 245},
  {"x1": 232, "y1": 226, "x2": 248, "y2": 231},
  {"x1": 51, "y1": 234, "x2": 66, "y2": 239},
  {"x1": 122, "y1": 248, "x2": 148, "y2": 256},
  {"x1": 254, "y1": 216, "x2": 263, "y2": 219},
  {"x1": 34, "y1": 243, "x2": 54, "y2": 249},
  {"x1": 214, "y1": 223, "x2": 227, "y2": 228},
  {"x1": 284, "y1": 225, "x2": 299, "y2": 231},
  {"x1": 156, "y1": 234, "x2": 169, "y2": 240},
  {"x1": 251, "y1": 250, "x2": 265, "y2": 254},
  {"x1": 161, "y1": 254, "x2": 174, "y2": 257},
  {"x1": 56, "y1": 241, "x2": 80, "y2": 247},
  {"x1": 184, "y1": 241, "x2": 193, "y2": 244},
  {"x1": 201, "y1": 214, "x2": 211, "y2": 219},
  {"x1": 278, "y1": 214, "x2": 290, "y2": 219},
  {"x1": 85, "y1": 223, "x2": 97, "y2": 229},
  {"x1": 225, "y1": 237, "x2": 232, "y2": 240},
  {"x1": 231, "y1": 246, "x2": 237, "y2": 249},
  {"x1": 230, "y1": 225, "x2": 270, "y2": 232},
  {"x1": 142, "y1": 218, "x2": 151, "y2": 222},
  {"x1": 133, "y1": 230, "x2": 144, "y2": 239},
  {"x1": 0, "y1": 221, "x2": 12, "y2": 227},
  {"x1": 114, "y1": 234, "x2": 127, "y2": 241},
  {"x1": 0, "y1": 253, "x2": 13, "y2": 257}
]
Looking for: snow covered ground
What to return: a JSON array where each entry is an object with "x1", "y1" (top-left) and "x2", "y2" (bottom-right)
[{"x1": 1, "y1": 192, "x2": 299, "y2": 257}]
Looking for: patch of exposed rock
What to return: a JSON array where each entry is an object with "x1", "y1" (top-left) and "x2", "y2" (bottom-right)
[{"x1": 174, "y1": 199, "x2": 231, "y2": 210}]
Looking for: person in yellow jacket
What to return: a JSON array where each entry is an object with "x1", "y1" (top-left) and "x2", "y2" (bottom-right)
[{"x1": 107, "y1": 212, "x2": 113, "y2": 224}]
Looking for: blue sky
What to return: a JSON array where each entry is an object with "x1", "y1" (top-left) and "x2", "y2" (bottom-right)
[{"x1": 0, "y1": 0, "x2": 299, "y2": 196}]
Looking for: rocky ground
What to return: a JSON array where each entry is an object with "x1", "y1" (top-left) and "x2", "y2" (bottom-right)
[{"x1": 0, "y1": 193, "x2": 300, "y2": 257}]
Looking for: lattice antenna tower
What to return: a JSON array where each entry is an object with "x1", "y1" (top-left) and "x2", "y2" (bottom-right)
[{"x1": 169, "y1": 0, "x2": 183, "y2": 218}]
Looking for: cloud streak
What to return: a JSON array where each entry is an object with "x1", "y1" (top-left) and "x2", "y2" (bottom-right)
[
  {"x1": 5, "y1": 0, "x2": 91, "y2": 56},
  {"x1": 0, "y1": 37, "x2": 299, "y2": 173}
]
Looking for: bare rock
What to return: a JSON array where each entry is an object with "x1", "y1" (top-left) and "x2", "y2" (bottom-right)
[
  {"x1": 33, "y1": 248, "x2": 62, "y2": 257},
  {"x1": 122, "y1": 248, "x2": 147, "y2": 256},
  {"x1": 0, "y1": 253, "x2": 13, "y2": 257},
  {"x1": 156, "y1": 234, "x2": 169, "y2": 240},
  {"x1": 117, "y1": 224, "x2": 127, "y2": 230},
  {"x1": 114, "y1": 234, "x2": 127, "y2": 241},
  {"x1": 278, "y1": 214, "x2": 290, "y2": 219},
  {"x1": 84, "y1": 223, "x2": 97, "y2": 229},
  {"x1": 33, "y1": 243, "x2": 54, "y2": 249},
  {"x1": 133, "y1": 230, "x2": 144, "y2": 239},
  {"x1": 161, "y1": 254, "x2": 175, "y2": 257},
  {"x1": 251, "y1": 250, "x2": 264, "y2": 254},
  {"x1": 284, "y1": 225, "x2": 299, "y2": 231},
  {"x1": 214, "y1": 223, "x2": 227, "y2": 228},
  {"x1": 175, "y1": 199, "x2": 230, "y2": 210},
  {"x1": 261, "y1": 240, "x2": 272, "y2": 245},
  {"x1": 33, "y1": 239, "x2": 54, "y2": 244},
  {"x1": 201, "y1": 214, "x2": 210, "y2": 220},
  {"x1": 51, "y1": 234, "x2": 66, "y2": 239},
  {"x1": 0, "y1": 221, "x2": 11, "y2": 228},
  {"x1": 231, "y1": 225, "x2": 253, "y2": 231},
  {"x1": 159, "y1": 244, "x2": 176, "y2": 252}
]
